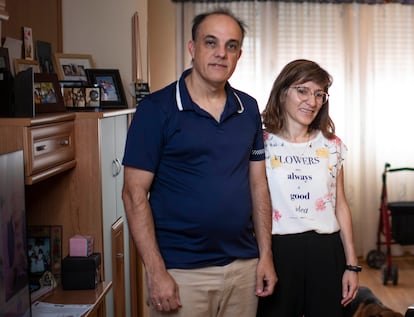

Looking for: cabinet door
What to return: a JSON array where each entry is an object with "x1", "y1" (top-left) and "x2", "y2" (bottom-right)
[
  {"x1": 113, "y1": 115, "x2": 132, "y2": 317},
  {"x1": 114, "y1": 115, "x2": 127, "y2": 219},
  {"x1": 101, "y1": 115, "x2": 127, "y2": 220},
  {"x1": 100, "y1": 115, "x2": 131, "y2": 317},
  {"x1": 112, "y1": 217, "x2": 126, "y2": 317}
]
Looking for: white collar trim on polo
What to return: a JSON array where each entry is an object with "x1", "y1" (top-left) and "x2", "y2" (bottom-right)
[{"x1": 175, "y1": 81, "x2": 244, "y2": 114}]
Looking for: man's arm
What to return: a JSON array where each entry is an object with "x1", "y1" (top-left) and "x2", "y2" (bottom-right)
[
  {"x1": 249, "y1": 160, "x2": 277, "y2": 297},
  {"x1": 122, "y1": 166, "x2": 181, "y2": 311}
]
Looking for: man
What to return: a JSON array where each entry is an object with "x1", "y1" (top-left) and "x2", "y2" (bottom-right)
[{"x1": 122, "y1": 8, "x2": 276, "y2": 317}]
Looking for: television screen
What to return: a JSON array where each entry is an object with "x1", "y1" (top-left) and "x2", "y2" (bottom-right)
[{"x1": 0, "y1": 150, "x2": 31, "y2": 317}]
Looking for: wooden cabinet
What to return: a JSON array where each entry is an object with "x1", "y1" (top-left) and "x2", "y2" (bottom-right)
[
  {"x1": 44, "y1": 281, "x2": 112, "y2": 317},
  {"x1": 0, "y1": 113, "x2": 76, "y2": 185},
  {"x1": 101, "y1": 115, "x2": 130, "y2": 317},
  {"x1": 74, "y1": 109, "x2": 135, "y2": 317},
  {"x1": 24, "y1": 119, "x2": 75, "y2": 184},
  {"x1": 0, "y1": 109, "x2": 141, "y2": 317}
]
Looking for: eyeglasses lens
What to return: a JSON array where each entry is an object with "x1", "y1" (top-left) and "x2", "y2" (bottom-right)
[{"x1": 294, "y1": 87, "x2": 328, "y2": 105}]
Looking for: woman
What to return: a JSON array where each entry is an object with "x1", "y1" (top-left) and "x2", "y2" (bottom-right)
[{"x1": 257, "y1": 59, "x2": 359, "y2": 317}]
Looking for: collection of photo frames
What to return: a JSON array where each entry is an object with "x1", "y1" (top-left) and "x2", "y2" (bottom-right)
[
  {"x1": 1, "y1": 44, "x2": 129, "y2": 114},
  {"x1": 46, "y1": 53, "x2": 128, "y2": 111}
]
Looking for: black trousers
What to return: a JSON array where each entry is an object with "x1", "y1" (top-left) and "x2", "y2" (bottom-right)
[{"x1": 257, "y1": 231, "x2": 347, "y2": 317}]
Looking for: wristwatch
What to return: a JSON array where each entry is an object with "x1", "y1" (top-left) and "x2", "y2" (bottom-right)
[{"x1": 345, "y1": 264, "x2": 362, "y2": 272}]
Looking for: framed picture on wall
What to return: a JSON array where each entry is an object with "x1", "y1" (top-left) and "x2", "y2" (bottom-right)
[
  {"x1": 53, "y1": 53, "x2": 95, "y2": 82},
  {"x1": 85, "y1": 68, "x2": 127, "y2": 108}
]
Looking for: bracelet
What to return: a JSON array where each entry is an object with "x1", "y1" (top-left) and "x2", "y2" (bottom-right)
[{"x1": 345, "y1": 265, "x2": 362, "y2": 272}]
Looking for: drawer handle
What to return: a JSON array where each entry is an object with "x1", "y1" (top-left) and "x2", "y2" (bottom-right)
[
  {"x1": 116, "y1": 253, "x2": 124, "y2": 258},
  {"x1": 36, "y1": 145, "x2": 47, "y2": 152},
  {"x1": 112, "y1": 158, "x2": 122, "y2": 177},
  {"x1": 59, "y1": 139, "x2": 69, "y2": 146}
]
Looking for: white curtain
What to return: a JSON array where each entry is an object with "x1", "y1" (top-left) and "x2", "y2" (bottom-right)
[{"x1": 176, "y1": 2, "x2": 414, "y2": 257}]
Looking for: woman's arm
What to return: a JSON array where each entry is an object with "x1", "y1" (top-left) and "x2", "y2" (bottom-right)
[{"x1": 335, "y1": 167, "x2": 359, "y2": 306}]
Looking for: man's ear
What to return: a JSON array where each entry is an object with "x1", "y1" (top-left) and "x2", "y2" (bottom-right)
[{"x1": 188, "y1": 40, "x2": 195, "y2": 59}]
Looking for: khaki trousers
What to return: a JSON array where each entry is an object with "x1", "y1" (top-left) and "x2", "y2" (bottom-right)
[{"x1": 149, "y1": 258, "x2": 259, "y2": 317}]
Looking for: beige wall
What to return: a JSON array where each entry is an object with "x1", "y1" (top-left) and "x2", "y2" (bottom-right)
[
  {"x1": 62, "y1": 0, "x2": 147, "y2": 108},
  {"x1": 148, "y1": 0, "x2": 177, "y2": 92}
]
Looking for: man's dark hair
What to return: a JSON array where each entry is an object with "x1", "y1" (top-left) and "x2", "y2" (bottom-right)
[{"x1": 191, "y1": 8, "x2": 247, "y2": 43}]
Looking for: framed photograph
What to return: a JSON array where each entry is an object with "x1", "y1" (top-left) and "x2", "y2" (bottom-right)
[
  {"x1": 33, "y1": 73, "x2": 66, "y2": 113},
  {"x1": 23, "y1": 27, "x2": 34, "y2": 60},
  {"x1": 86, "y1": 68, "x2": 127, "y2": 108},
  {"x1": 53, "y1": 53, "x2": 95, "y2": 82},
  {"x1": 63, "y1": 86, "x2": 101, "y2": 110},
  {"x1": 35, "y1": 40, "x2": 54, "y2": 73},
  {"x1": 135, "y1": 81, "x2": 150, "y2": 105},
  {"x1": 14, "y1": 59, "x2": 40, "y2": 75},
  {"x1": 3, "y1": 37, "x2": 22, "y2": 76},
  {"x1": 27, "y1": 225, "x2": 62, "y2": 285}
]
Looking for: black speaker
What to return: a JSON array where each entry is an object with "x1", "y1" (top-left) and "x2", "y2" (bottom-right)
[
  {"x1": 406, "y1": 306, "x2": 414, "y2": 317},
  {"x1": 62, "y1": 253, "x2": 101, "y2": 290}
]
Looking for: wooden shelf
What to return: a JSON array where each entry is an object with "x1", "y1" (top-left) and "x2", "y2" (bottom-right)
[{"x1": 42, "y1": 281, "x2": 112, "y2": 317}]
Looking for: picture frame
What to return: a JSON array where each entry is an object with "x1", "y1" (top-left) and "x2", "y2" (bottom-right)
[
  {"x1": 0, "y1": 47, "x2": 11, "y2": 72},
  {"x1": 23, "y1": 26, "x2": 34, "y2": 60},
  {"x1": 14, "y1": 59, "x2": 40, "y2": 75},
  {"x1": 0, "y1": 48, "x2": 13, "y2": 117},
  {"x1": 33, "y1": 72, "x2": 66, "y2": 113},
  {"x1": 86, "y1": 68, "x2": 127, "y2": 108},
  {"x1": 59, "y1": 80, "x2": 84, "y2": 88},
  {"x1": 135, "y1": 81, "x2": 150, "y2": 105},
  {"x1": 27, "y1": 225, "x2": 62, "y2": 285},
  {"x1": 62, "y1": 86, "x2": 101, "y2": 110},
  {"x1": 35, "y1": 40, "x2": 54, "y2": 73},
  {"x1": 3, "y1": 37, "x2": 23, "y2": 76},
  {"x1": 53, "y1": 53, "x2": 95, "y2": 82}
]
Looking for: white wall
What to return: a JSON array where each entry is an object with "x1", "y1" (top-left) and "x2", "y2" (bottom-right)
[{"x1": 61, "y1": 0, "x2": 148, "y2": 108}]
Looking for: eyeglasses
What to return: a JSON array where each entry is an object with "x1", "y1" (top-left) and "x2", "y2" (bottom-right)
[{"x1": 289, "y1": 86, "x2": 329, "y2": 105}]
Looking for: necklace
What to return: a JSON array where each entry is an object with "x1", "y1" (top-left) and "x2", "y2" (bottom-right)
[{"x1": 281, "y1": 133, "x2": 313, "y2": 156}]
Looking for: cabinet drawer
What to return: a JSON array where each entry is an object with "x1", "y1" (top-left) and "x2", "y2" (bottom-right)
[{"x1": 25, "y1": 121, "x2": 75, "y2": 178}]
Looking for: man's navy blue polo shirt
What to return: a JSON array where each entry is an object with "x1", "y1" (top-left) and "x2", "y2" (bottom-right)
[{"x1": 123, "y1": 69, "x2": 265, "y2": 269}]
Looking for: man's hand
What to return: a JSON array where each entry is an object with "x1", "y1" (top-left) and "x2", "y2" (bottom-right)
[
  {"x1": 255, "y1": 255, "x2": 277, "y2": 297},
  {"x1": 146, "y1": 269, "x2": 182, "y2": 312}
]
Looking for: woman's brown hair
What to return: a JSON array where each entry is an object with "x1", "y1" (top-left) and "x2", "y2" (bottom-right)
[{"x1": 262, "y1": 59, "x2": 335, "y2": 139}]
